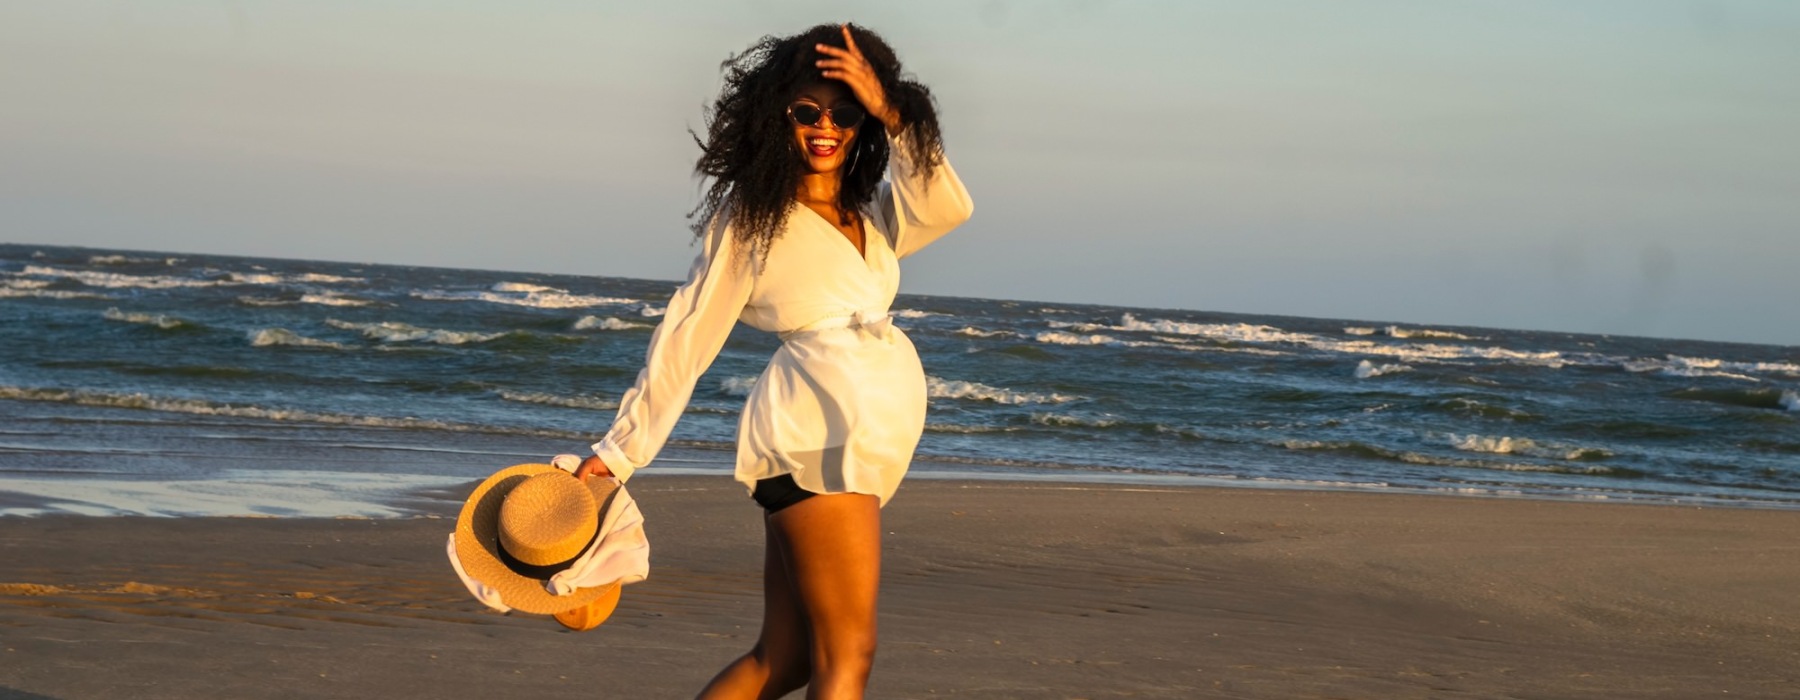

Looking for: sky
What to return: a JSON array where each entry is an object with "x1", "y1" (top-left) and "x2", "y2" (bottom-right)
[{"x1": 2, "y1": 1, "x2": 1796, "y2": 346}]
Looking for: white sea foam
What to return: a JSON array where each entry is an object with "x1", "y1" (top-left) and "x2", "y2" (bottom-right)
[
  {"x1": 1622, "y1": 355, "x2": 1776, "y2": 382},
  {"x1": 639, "y1": 304, "x2": 667, "y2": 317},
  {"x1": 247, "y1": 328, "x2": 346, "y2": 349},
  {"x1": 411, "y1": 289, "x2": 636, "y2": 310},
  {"x1": 299, "y1": 292, "x2": 371, "y2": 307},
  {"x1": 1030, "y1": 412, "x2": 1119, "y2": 429},
  {"x1": 954, "y1": 326, "x2": 1014, "y2": 339},
  {"x1": 573, "y1": 315, "x2": 650, "y2": 331},
  {"x1": 498, "y1": 390, "x2": 618, "y2": 411},
  {"x1": 227, "y1": 272, "x2": 284, "y2": 285},
  {"x1": 292, "y1": 272, "x2": 363, "y2": 284},
  {"x1": 21, "y1": 265, "x2": 355, "y2": 290},
  {"x1": 1046, "y1": 320, "x2": 1107, "y2": 333},
  {"x1": 1283, "y1": 438, "x2": 1620, "y2": 475},
  {"x1": 923, "y1": 423, "x2": 1022, "y2": 434},
  {"x1": 892, "y1": 309, "x2": 935, "y2": 319},
  {"x1": 86, "y1": 254, "x2": 180, "y2": 266},
  {"x1": 1034, "y1": 331, "x2": 1119, "y2": 346},
  {"x1": 1344, "y1": 327, "x2": 1377, "y2": 336},
  {"x1": 720, "y1": 376, "x2": 758, "y2": 396},
  {"x1": 4, "y1": 278, "x2": 51, "y2": 289},
  {"x1": 0, "y1": 470, "x2": 469, "y2": 518},
  {"x1": 1442, "y1": 433, "x2": 1612, "y2": 461},
  {"x1": 1666, "y1": 355, "x2": 1800, "y2": 378},
  {"x1": 1354, "y1": 360, "x2": 1412, "y2": 379},
  {"x1": 1382, "y1": 326, "x2": 1479, "y2": 340},
  {"x1": 0, "y1": 385, "x2": 541, "y2": 436},
  {"x1": 236, "y1": 296, "x2": 293, "y2": 307},
  {"x1": 1782, "y1": 390, "x2": 1800, "y2": 412},
  {"x1": 324, "y1": 319, "x2": 503, "y2": 345},
  {"x1": 0, "y1": 286, "x2": 113, "y2": 300},
  {"x1": 926, "y1": 376, "x2": 1079, "y2": 405},
  {"x1": 21, "y1": 265, "x2": 220, "y2": 289},
  {"x1": 102, "y1": 307, "x2": 187, "y2": 330},
  {"x1": 1118, "y1": 314, "x2": 1319, "y2": 344},
  {"x1": 1084, "y1": 313, "x2": 1565, "y2": 367},
  {"x1": 491, "y1": 281, "x2": 563, "y2": 293}
]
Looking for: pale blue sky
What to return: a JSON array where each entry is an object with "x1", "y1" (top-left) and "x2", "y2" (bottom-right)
[{"x1": 3, "y1": 1, "x2": 1796, "y2": 345}]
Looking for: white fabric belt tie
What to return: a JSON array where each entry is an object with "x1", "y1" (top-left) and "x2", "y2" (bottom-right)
[{"x1": 780, "y1": 309, "x2": 894, "y2": 342}]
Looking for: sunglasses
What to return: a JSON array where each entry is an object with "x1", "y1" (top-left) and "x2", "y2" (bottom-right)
[{"x1": 787, "y1": 101, "x2": 867, "y2": 130}]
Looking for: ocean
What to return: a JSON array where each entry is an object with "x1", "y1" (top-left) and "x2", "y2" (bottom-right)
[{"x1": 3, "y1": 243, "x2": 1797, "y2": 516}]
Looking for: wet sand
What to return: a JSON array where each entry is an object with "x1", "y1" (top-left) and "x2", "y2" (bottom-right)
[{"x1": 3, "y1": 477, "x2": 1798, "y2": 699}]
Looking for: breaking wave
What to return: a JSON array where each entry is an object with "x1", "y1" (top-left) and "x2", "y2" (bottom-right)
[
  {"x1": 1280, "y1": 439, "x2": 1636, "y2": 477},
  {"x1": 0, "y1": 385, "x2": 577, "y2": 438},
  {"x1": 1624, "y1": 355, "x2": 1799, "y2": 381},
  {"x1": 498, "y1": 390, "x2": 618, "y2": 411},
  {"x1": 926, "y1": 376, "x2": 1079, "y2": 405},
  {"x1": 299, "y1": 292, "x2": 372, "y2": 307},
  {"x1": 1035, "y1": 331, "x2": 1120, "y2": 346},
  {"x1": 492, "y1": 281, "x2": 563, "y2": 293},
  {"x1": 102, "y1": 308, "x2": 190, "y2": 330},
  {"x1": 573, "y1": 315, "x2": 651, "y2": 331},
  {"x1": 324, "y1": 319, "x2": 504, "y2": 345},
  {"x1": 1442, "y1": 433, "x2": 1612, "y2": 461},
  {"x1": 1030, "y1": 412, "x2": 1120, "y2": 429},
  {"x1": 246, "y1": 328, "x2": 346, "y2": 350},
  {"x1": 88, "y1": 255, "x2": 179, "y2": 266},
  {"x1": 1354, "y1": 360, "x2": 1412, "y2": 379},
  {"x1": 955, "y1": 326, "x2": 1015, "y2": 339},
  {"x1": 1344, "y1": 325, "x2": 1481, "y2": 340},
  {"x1": 411, "y1": 289, "x2": 637, "y2": 310}
]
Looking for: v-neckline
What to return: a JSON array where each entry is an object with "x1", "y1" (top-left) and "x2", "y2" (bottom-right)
[{"x1": 798, "y1": 203, "x2": 871, "y2": 265}]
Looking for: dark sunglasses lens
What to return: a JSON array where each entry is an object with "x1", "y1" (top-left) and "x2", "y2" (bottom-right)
[
  {"x1": 790, "y1": 104, "x2": 824, "y2": 126},
  {"x1": 832, "y1": 105, "x2": 867, "y2": 128}
]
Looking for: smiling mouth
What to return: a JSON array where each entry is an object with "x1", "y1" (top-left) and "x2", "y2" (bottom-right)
[{"x1": 807, "y1": 137, "x2": 840, "y2": 158}]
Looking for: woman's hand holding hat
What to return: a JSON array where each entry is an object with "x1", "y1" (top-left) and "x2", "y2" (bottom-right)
[
  {"x1": 550, "y1": 453, "x2": 613, "y2": 480},
  {"x1": 575, "y1": 454, "x2": 613, "y2": 481}
]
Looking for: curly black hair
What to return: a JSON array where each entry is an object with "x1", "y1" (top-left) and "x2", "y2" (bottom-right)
[{"x1": 689, "y1": 23, "x2": 945, "y2": 259}]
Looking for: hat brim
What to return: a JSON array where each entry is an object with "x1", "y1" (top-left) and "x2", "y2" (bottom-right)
[{"x1": 454, "y1": 463, "x2": 622, "y2": 615}]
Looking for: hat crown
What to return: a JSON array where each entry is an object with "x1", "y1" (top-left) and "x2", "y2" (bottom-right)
[{"x1": 496, "y1": 472, "x2": 599, "y2": 567}]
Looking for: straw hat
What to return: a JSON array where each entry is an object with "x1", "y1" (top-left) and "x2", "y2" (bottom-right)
[{"x1": 453, "y1": 463, "x2": 622, "y2": 615}]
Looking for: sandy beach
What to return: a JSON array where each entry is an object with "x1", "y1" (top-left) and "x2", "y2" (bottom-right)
[{"x1": 3, "y1": 477, "x2": 1797, "y2": 699}]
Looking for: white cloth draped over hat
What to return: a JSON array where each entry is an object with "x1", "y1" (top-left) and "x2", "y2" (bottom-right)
[{"x1": 446, "y1": 454, "x2": 650, "y2": 614}]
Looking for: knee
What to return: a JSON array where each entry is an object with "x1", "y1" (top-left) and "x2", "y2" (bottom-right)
[{"x1": 813, "y1": 633, "x2": 877, "y2": 675}]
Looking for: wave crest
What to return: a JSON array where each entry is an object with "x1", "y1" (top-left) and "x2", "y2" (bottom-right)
[
  {"x1": 573, "y1": 315, "x2": 650, "y2": 331},
  {"x1": 102, "y1": 307, "x2": 189, "y2": 330},
  {"x1": 324, "y1": 319, "x2": 504, "y2": 345},
  {"x1": 926, "y1": 376, "x2": 1079, "y2": 405},
  {"x1": 247, "y1": 328, "x2": 346, "y2": 349},
  {"x1": 1354, "y1": 360, "x2": 1412, "y2": 379}
]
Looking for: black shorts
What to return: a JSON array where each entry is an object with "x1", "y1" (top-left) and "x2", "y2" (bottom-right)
[{"x1": 751, "y1": 474, "x2": 816, "y2": 514}]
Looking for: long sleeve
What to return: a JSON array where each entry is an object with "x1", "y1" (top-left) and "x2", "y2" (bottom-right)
[
  {"x1": 882, "y1": 130, "x2": 974, "y2": 259},
  {"x1": 591, "y1": 220, "x2": 754, "y2": 482}
]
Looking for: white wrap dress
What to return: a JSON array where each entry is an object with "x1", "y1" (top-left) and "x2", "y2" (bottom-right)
[{"x1": 590, "y1": 132, "x2": 973, "y2": 506}]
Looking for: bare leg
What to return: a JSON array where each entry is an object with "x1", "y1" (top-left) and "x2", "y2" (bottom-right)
[
  {"x1": 695, "y1": 521, "x2": 812, "y2": 700},
  {"x1": 768, "y1": 493, "x2": 882, "y2": 700}
]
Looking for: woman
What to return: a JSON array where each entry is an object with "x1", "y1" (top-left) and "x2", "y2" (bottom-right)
[{"x1": 572, "y1": 23, "x2": 972, "y2": 699}]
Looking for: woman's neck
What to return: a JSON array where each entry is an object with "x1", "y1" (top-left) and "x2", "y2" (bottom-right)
[{"x1": 795, "y1": 171, "x2": 841, "y2": 208}]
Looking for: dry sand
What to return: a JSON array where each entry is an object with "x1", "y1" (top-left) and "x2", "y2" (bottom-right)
[{"x1": 2, "y1": 477, "x2": 1797, "y2": 699}]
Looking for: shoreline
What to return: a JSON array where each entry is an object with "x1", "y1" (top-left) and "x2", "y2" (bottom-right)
[
  {"x1": 3, "y1": 476, "x2": 1796, "y2": 698},
  {"x1": 6, "y1": 454, "x2": 1800, "y2": 518}
]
